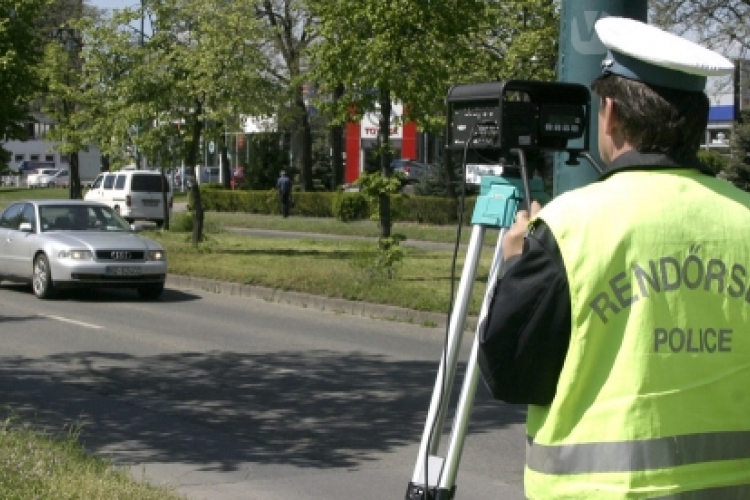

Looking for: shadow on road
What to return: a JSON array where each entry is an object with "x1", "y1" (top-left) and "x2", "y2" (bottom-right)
[
  {"x1": 0, "y1": 283, "x2": 201, "y2": 303},
  {"x1": 0, "y1": 349, "x2": 525, "y2": 472}
]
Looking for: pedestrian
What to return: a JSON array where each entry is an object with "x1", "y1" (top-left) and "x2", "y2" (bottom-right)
[
  {"x1": 477, "y1": 17, "x2": 749, "y2": 499},
  {"x1": 276, "y1": 170, "x2": 292, "y2": 217}
]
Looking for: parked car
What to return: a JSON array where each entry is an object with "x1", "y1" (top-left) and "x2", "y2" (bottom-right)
[
  {"x1": 0, "y1": 200, "x2": 167, "y2": 299},
  {"x1": 84, "y1": 170, "x2": 172, "y2": 227},
  {"x1": 391, "y1": 159, "x2": 435, "y2": 183},
  {"x1": 26, "y1": 168, "x2": 61, "y2": 188},
  {"x1": 173, "y1": 166, "x2": 220, "y2": 188},
  {"x1": 48, "y1": 169, "x2": 70, "y2": 188}
]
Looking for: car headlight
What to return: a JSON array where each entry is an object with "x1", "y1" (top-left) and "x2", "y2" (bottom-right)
[
  {"x1": 147, "y1": 250, "x2": 166, "y2": 261},
  {"x1": 58, "y1": 249, "x2": 93, "y2": 260}
]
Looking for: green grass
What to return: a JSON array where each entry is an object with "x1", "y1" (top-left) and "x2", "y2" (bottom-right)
[
  {"x1": 151, "y1": 227, "x2": 491, "y2": 314},
  {"x1": 0, "y1": 414, "x2": 184, "y2": 500},
  {"x1": 0, "y1": 186, "x2": 71, "y2": 204}
]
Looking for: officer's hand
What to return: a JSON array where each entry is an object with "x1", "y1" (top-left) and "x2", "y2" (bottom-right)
[{"x1": 503, "y1": 201, "x2": 542, "y2": 261}]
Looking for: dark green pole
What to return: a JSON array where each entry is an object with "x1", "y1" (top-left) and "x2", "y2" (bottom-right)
[{"x1": 554, "y1": 0, "x2": 648, "y2": 196}]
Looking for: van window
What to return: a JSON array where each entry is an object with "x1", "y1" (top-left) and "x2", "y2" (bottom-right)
[
  {"x1": 114, "y1": 175, "x2": 126, "y2": 189},
  {"x1": 103, "y1": 174, "x2": 116, "y2": 189},
  {"x1": 131, "y1": 174, "x2": 171, "y2": 193},
  {"x1": 91, "y1": 175, "x2": 103, "y2": 189}
]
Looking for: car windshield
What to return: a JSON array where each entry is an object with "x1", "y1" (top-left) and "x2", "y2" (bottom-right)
[{"x1": 39, "y1": 204, "x2": 132, "y2": 232}]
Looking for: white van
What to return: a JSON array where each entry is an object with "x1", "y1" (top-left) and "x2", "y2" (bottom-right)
[{"x1": 84, "y1": 170, "x2": 172, "y2": 227}]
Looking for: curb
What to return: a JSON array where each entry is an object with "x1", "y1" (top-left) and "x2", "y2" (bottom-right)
[{"x1": 166, "y1": 274, "x2": 478, "y2": 331}]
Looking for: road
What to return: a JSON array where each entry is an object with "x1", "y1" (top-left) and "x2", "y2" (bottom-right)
[{"x1": 0, "y1": 283, "x2": 527, "y2": 499}]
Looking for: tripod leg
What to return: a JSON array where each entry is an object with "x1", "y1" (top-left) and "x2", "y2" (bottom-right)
[
  {"x1": 440, "y1": 228, "x2": 507, "y2": 491},
  {"x1": 407, "y1": 226, "x2": 507, "y2": 499},
  {"x1": 408, "y1": 225, "x2": 487, "y2": 493}
]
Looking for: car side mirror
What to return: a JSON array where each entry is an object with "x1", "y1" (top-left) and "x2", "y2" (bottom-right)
[{"x1": 19, "y1": 222, "x2": 34, "y2": 233}]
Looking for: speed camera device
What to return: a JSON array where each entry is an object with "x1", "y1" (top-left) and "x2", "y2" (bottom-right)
[
  {"x1": 446, "y1": 80, "x2": 590, "y2": 154},
  {"x1": 446, "y1": 80, "x2": 591, "y2": 227}
]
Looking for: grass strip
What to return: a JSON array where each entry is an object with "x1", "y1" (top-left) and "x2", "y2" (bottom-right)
[
  {"x1": 151, "y1": 228, "x2": 491, "y2": 314},
  {"x1": 0, "y1": 414, "x2": 184, "y2": 500}
]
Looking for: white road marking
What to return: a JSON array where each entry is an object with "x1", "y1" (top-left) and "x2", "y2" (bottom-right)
[{"x1": 39, "y1": 314, "x2": 103, "y2": 330}]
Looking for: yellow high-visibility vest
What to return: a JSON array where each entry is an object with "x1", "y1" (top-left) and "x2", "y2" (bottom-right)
[{"x1": 527, "y1": 169, "x2": 750, "y2": 499}]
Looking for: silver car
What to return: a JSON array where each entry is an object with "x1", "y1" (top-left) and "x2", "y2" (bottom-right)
[{"x1": 0, "y1": 200, "x2": 167, "y2": 299}]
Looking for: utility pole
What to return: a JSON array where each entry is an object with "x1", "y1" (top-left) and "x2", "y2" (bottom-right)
[{"x1": 554, "y1": 0, "x2": 647, "y2": 196}]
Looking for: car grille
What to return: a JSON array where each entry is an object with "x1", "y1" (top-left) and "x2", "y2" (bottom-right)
[{"x1": 95, "y1": 250, "x2": 146, "y2": 261}]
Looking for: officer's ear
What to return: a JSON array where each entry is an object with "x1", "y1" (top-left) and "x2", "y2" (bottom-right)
[{"x1": 601, "y1": 97, "x2": 620, "y2": 135}]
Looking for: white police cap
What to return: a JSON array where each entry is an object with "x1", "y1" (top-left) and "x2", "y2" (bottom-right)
[{"x1": 594, "y1": 17, "x2": 734, "y2": 92}]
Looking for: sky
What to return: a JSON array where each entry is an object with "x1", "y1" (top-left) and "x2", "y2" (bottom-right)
[{"x1": 89, "y1": 0, "x2": 134, "y2": 10}]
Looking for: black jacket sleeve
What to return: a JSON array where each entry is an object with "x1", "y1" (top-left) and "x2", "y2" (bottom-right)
[{"x1": 477, "y1": 222, "x2": 571, "y2": 405}]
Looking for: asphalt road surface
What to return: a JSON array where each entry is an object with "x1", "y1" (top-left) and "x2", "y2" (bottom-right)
[{"x1": 0, "y1": 283, "x2": 527, "y2": 499}]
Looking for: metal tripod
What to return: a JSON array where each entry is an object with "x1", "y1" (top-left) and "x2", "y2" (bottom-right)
[{"x1": 405, "y1": 161, "x2": 547, "y2": 500}]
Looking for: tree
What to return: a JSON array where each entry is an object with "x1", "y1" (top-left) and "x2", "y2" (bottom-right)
[
  {"x1": 650, "y1": 1, "x2": 750, "y2": 57},
  {"x1": 0, "y1": 0, "x2": 51, "y2": 167},
  {"x1": 309, "y1": 0, "x2": 559, "y2": 237},
  {"x1": 74, "y1": 0, "x2": 274, "y2": 242},
  {"x1": 308, "y1": 0, "x2": 487, "y2": 238},
  {"x1": 722, "y1": 109, "x2": 750, "y2": 191},
  {"x1": 255, "y1": 0, "x2": 318, "y2": 192},
  {"x1": 40, "y1": 25, "x2": 89, "y2": 199}
]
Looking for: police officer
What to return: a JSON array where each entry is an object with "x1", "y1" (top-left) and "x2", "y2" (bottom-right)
[{"x1": 477, "y1": 17, "x2": 750, "y2": 498}]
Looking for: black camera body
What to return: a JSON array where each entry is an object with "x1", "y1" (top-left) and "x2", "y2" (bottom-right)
[{"x1": 446, "y1": 80, "x2": 590, "y2": 154}]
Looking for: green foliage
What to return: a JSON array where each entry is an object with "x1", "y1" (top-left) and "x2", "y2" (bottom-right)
[
  {"x1": 475, "y1": 1, "x2": 560, "y2": 82},
  {"x1": 390, "y1": 194, "x2": 460, "y2": 224},
  {"x1": 332, "y1": 192, "x2": 370, "y2": 222},
  {"x1": 195, "y1": 186, "x2": 477, "y2": 224},
  {"x1": 356, "y1": 171, "x2": 403, "y2": 221},
  {"x1": 0, "y1": 0, "x2": 51, "y2": 160},
  {"x1": 697, "y1": 149, "x2": 730, "y2": 175},
  {"x1": 240, "y1": 133, "x2": 289, "y2": 190},
  {"x1": 77, "y1": 0, "x2": 275, "y2": 179},
  {"x1": 309, "y1": 0, "x2": 559, "y2": 133},
  {"x1": 721, "y1": 111, "x2": 750, "y2": 192},
  {"x1": 348, "y1": 235, "x2": 405, "y2": 281},
  {"x1": 169, "y1": 211, "x2": 222, "y2": 234}
]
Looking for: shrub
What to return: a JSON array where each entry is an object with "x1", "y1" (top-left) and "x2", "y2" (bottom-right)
[
  {"x1": 332, "y1": 192, "x2": 370, "y2": 221},
  {"x1": 193, "y1": 186, "x2": 477, "y2": 224}
]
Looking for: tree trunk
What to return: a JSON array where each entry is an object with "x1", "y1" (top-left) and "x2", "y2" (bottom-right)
[
  {"x1": 295, "y1": 87, "x2": 313, "y2": 191},
  {"x1": 378, "y1": 86, "x2": 392, "y2": 238},
  {"x1": 69, "y1": 151, "x2": 82, "y2": 199},
  {"x1": 443, "y1": 131, "x2": 457, "y2": 199},
  {"x1": 330, "y1": 83, "x2": 344, "y2": 190},
  {"x1": 160, "y1": 165, "x2": 169, "y2": 230},
  {"x1": 218, "y1": 123, "x2": 231, "y2": 189},
  {"x1": 187, "y1": 103, "x2": 204, "y2": 245}
]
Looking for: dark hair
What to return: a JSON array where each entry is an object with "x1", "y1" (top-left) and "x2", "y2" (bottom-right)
[{"x1": 591, "y1": 75, "x2": 708, "y2": 163}]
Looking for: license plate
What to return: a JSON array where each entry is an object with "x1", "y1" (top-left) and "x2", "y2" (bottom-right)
[
  {"x1": 142, "y1": 199, "x2": 160, "y2": 206},
  {"x1": 106, "y1": 266, "x2": 142, "y2": 276}
]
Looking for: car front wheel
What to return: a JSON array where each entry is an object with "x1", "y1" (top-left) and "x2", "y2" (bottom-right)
[
  {"x1": 137, "y1": 283, "x2": 164, "y2": 300},
  {"x1": 32, "y1": 254, "x2": 55, "y2": 299}
]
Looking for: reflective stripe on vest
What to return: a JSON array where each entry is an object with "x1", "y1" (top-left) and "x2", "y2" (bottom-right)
[{"x1": 527, "y1": 430, "x2": 750, "y2": 475}]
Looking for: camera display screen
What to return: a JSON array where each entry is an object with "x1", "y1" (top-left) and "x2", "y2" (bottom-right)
[{"x1": 539, "y1": 104, "x2": 585, "y2": 140}]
